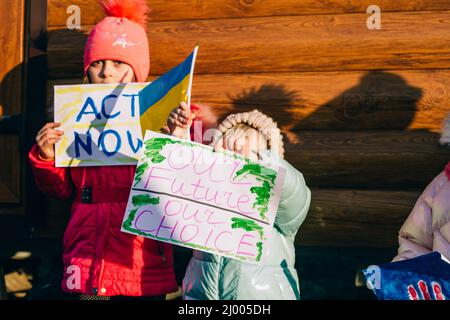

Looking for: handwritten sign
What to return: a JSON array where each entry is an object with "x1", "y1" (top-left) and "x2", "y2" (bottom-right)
[
  {"x1": 121, "y1": 131, "x2": 286, "y2": 263},
  {"x1": 54, "y1": 82, "x2": 149, "y2": 167}
]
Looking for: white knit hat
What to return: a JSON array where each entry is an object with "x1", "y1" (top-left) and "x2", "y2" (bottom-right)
[{"x1": 212, "y1": 109, "x2": 285, "y2": 158}]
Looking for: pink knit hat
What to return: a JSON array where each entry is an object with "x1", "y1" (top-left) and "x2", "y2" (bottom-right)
[{"x1": 84, "y1": 0, "x2": 150, "y2": 82}]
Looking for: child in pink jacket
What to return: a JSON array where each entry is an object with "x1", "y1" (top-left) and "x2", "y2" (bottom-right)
[
  {"x1": 29, "y1": 0, "x2": 179, "y2": 299},
  {"x1": 393, "y1": 114, "x2": 450, "y2": 262}
]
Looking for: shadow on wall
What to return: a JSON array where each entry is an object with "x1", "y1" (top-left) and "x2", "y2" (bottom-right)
[
  {"x1": 225, "y1": 71, "x2": 425, "y2": 141},
  {"x1": 227, "y1": 84, "x2": 301, "y2": 143},
  {"x1": 223, "y1": 71, "x2": 450, "y2": 189},
  {"x1": 0, "y1": 27, "x2": 50, "y2": 234}
]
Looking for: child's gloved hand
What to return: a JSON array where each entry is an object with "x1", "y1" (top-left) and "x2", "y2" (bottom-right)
[
  {"x1": 35, "y1": 122, "x2": 64, "y2": 160},
  {"x1": 167, "y1": 102, "x2": 196, "y2": 139}
]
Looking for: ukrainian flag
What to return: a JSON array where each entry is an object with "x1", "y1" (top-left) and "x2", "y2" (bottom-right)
[{"x1": 139, "y1": 46, "x2": 199, "y2": 137}]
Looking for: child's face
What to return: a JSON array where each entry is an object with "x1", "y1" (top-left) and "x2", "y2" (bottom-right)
[
  {"x1": 216, "y1": 124, "x2": 268, "y2": 161},
  {"x1": 87, "y1": 60, "x2": 136, "y2": 83}
]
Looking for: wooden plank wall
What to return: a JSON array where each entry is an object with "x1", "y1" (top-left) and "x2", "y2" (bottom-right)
[
  {"x1": 45, "y1": 0, "x2": 450, "y2": 247},
  {"x1": 0, "y1": 0, "x2": 26, "y2": 205}
]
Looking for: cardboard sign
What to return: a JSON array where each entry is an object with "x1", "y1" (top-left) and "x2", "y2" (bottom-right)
[
  {"x1": 121, "y1": 131, "x2": 286, "y2": 263},
  {"x1": 54, "y1": 82, "x2": 149, "y2": 167}
]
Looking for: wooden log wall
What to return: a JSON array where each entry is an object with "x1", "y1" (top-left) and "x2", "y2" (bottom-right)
[
  {"x1": 0, "y1": 0, "x2": 26, "y2": 205},
  {"x1": 45, "y1": 0, "x2": 450, "y2": 247}
]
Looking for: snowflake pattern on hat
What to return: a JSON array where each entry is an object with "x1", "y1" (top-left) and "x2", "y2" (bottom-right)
[{"x1": 112, "y1": 33, "x2": 136, "y2": 48}]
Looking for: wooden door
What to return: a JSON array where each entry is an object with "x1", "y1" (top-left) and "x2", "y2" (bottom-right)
[
  {"x1": 0, "y1": 0, "x2": 47, "y2": 234},
  {"x1": 0, "y1": 0, "x2": 26, "y2": 209}
]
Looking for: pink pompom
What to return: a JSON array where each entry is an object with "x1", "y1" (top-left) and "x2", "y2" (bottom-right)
[{"x1": 99, "y1": 0, "x2": 150, "y2": 29}]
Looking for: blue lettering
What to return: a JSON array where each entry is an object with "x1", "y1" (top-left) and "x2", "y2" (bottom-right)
[
  {"x1": 127, "y1": 131, "x2": 143, "y2": 153},
  {"x1": 76, "y1": 97, "x2": 101, "y2": 122},
  {"x1": 98, "y1": 129, "x2": 121, "y2": 157},
  {"x1": 123, "y1": 94, "x2": 138, "y2": 118},
  {"x1": 74, "y1": 131, "x2": 92, "y2": 157},
  {"x1": 101, "y1": 94, "x2": 120, "y2": 119}
]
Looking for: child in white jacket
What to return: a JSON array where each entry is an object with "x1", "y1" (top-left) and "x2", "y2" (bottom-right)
[{"x1": 166, "y1": 103, "x2": 311, "y2": 300}]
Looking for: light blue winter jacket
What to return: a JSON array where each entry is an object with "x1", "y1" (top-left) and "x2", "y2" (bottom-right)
[{"x1": 182, "y1": 157, "x2": 311, "y2": 300}]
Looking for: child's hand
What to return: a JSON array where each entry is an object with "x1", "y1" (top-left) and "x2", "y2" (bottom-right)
[
  {"x1": 212, "y1": 126, "x2": 264, "y2": 161},
  {"x1": 167, "y1": 102, "x2": 195, "y2": 139},
  {"x1": 160, "y1": 124, "x2": 170, "y2": 135},
  {"x1": 35, "y1": 122, "x2": 64, "y2": 160}
]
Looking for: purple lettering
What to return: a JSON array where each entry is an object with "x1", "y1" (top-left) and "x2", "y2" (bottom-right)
[
  {"x1": 182, "y1": 205, "x2": 203, "y2": 223},
  {"x1": 134, "y1": 210, "x2": 157, "y2": 233},
  {"x1": 205, "y1": 210, "x2": 225, "y2": 225},
  {"x1": 223, "y1": 192, "x2": 237, "y2": 209},
  {"x1": 191, "y1": 179, "x2": 206, "y2": 200},
  {"x1": 164, "y1": 200, "x2": 183, "y2": 216},
  {"x1": 167, "y1": 145, "x2": 193, "y2": 170},
  {"x1": 229, "y1": 161, "x2": 252, "y2": 186},
  {"x1": 236, "y1": 195, "x2": 254, "y2": 215},
  {"x1": 170, "y1": 179, "x2": 193, "y2": 197},
  {"x1": 155, "y1": 215, "x2": 179, "y2": 238},
  {"x1": 203, "y1": 227, "x2": 215, "y2": 247},
  {"x1": 143, "y1": 166, "x2": 172, "y2": 189},
  {"x1": 193, "y1": 151, "x2": 225, "y2": 183},
  {"x1": 204, "y1": 189, "x2": 223, "y2": 206},
  {"x1": 214, "y1": 231, "x2": 234, "y2": 253},
  {"x1": 179, "y1": 224, "x2": 200, "y2": 243},
  {"x1": 237, "y1": 234, "x2": 257, "y2": 257}
]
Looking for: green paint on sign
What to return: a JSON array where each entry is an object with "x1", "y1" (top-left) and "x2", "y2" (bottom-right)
[
  {"x1": 256, "y1": 241, "x2": 263, "y2": 262},
  {"x1": 250, "y1": 180, "x2": 271, "y2": 219},
  {"x1": 235, "y1": 164, "x2": 277, "y2": 220},
  {"x1": 122, "y1": 208, "x2": 138, "y2": 231},
  {"x1": 230, "y1": 217, "x2": 264, "y2": 261},
  {"x1": 125, "y1": 134, "x2": 276, "y2": 263},
  {"x1": 133, "y1": 162, "x2": 148, "y2": 187},
  {"x1": 231, "y1": 217, "x2": 264, "y2": 237},
  {"x1": 132, "y1": 194, "x2": 160, "y2": 206},
  {"x1": 144, "y1": 137, "x2": 175, "y2": 163},
  {"x1": 235, "y1": 163, "x2": 277, "y2": 184}
]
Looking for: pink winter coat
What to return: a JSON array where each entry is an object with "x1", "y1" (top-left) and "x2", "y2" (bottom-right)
[
  {"x1": 28, "y1": 104, "x2": 217, "y2": 297},
  {"x1": 393, "y1": 162, "x2": 450, "y2": 262},
  {"x1": 28, "y1": 147, "x2": 177, "y2": 297}
]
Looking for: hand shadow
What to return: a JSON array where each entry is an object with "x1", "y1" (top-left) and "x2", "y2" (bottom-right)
[{"x1": 225, "y1": 71, "x2": 450, "y2": 188}]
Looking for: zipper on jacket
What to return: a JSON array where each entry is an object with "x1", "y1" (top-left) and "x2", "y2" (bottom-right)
[
  {"x1": 95, "y1": 217, "x2": 109, "y2": 296},
  {"x1": 91, "y1": 251, "x2": 106, "y2": 296},
  {"x1": 93, "y1": 180, "x2": 108, "y2": 297}
]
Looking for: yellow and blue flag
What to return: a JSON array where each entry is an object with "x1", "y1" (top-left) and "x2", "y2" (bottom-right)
[{"x1": 139, "y1": 46, "x2": 199, "y2": 136}]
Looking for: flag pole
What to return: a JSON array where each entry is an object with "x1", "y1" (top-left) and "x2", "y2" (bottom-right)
[{"x1": 186, "y1": 45, "x2": 199, "y2": 141}]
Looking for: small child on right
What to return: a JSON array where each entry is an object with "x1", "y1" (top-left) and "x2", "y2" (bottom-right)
[{"x1": 392, "y1": 112, "x2": 450, "y2": 262}]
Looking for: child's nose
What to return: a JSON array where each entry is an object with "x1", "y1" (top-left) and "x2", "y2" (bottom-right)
[
  {"x1": 235, "y1": 139, "x2": 244, "y2": 152},
  {"x1": 101, "y1": 61, "x2": 114, "y2": 79}
]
